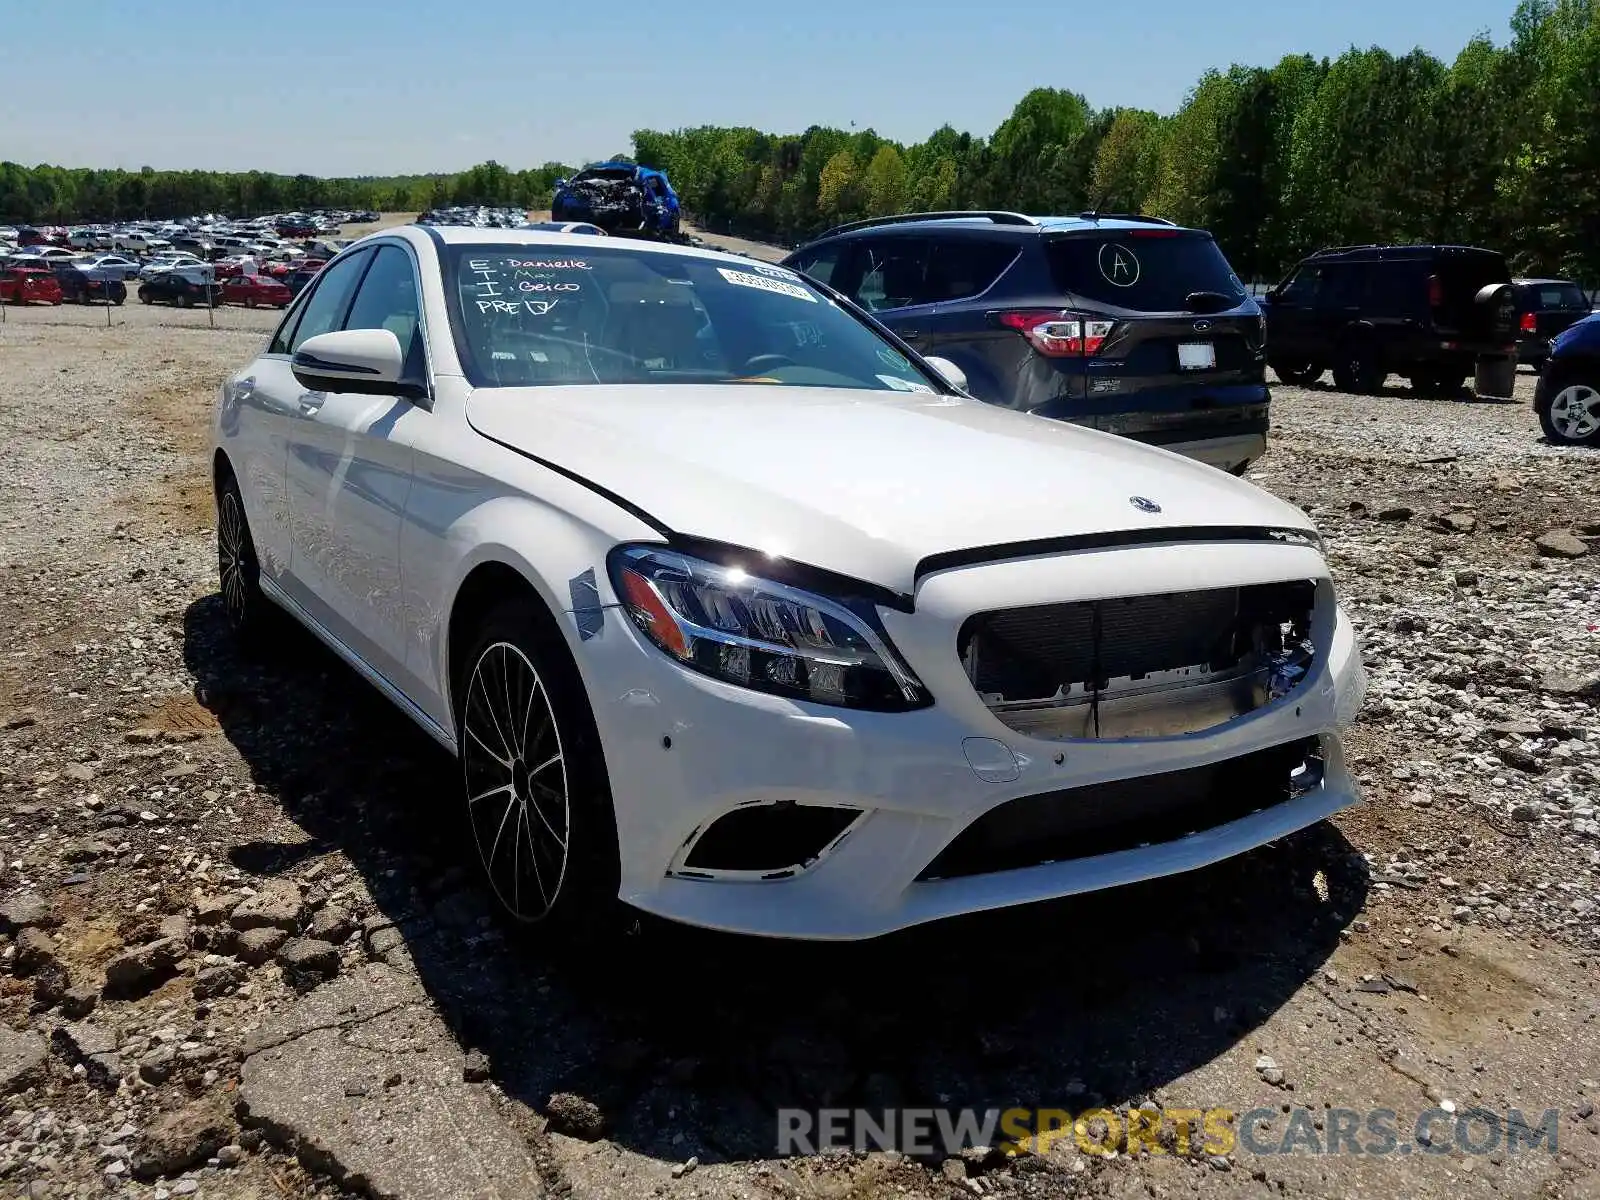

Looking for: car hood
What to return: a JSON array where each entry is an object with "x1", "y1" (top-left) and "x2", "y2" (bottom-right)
[{"x1": 464, "y1": 384, "x2": 1314, "y2": 596}]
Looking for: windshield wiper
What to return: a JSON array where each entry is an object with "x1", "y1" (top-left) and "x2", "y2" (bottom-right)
[{"x1": 1184, "y1": 290, "x2": 1235, "y2": 314}]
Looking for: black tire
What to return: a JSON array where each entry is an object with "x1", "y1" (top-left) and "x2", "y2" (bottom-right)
[
  {"x1": 455, "y1": 599, "x2": 621, "y2": 935},
  {"x1": 181, "y1": 291, "x2": 194, "y2": 308},
  {"x1": 1332, "y1": 340, "x2": 1384, "y2": 394},
  {"x1": 138, "y1": 288, "x2": 152, "y2": 305},
  {"x1": 111, "y1": 284, "x2": 126, "y2": 306},
  {"x1": 1537, "y1": 369, "x2": 1600, "y2": 446},
  {"x1": 215, "y1": 471, "x2": 274, "y2": 643},
  {"x1": 1269, "y1": 358, "x2": 1324, "y2": 386}
]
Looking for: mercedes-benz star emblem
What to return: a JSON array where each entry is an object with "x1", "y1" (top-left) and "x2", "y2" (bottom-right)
[
  {"x1": 1129, "y1": 496, "x2": 1162, "y2": 514},
  {"x1": 1193, "y1": 320, "x2": 1212, "y2": 332}
]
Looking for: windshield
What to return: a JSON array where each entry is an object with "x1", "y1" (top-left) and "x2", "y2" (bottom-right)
[
  {"x1": 1045, "y1": 230, "x2": 1248, "y2": 311},
  {"x1": 445, "y1": 243, "x2": 943, "y2": 392}
]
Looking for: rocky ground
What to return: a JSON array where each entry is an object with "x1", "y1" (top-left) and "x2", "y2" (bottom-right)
[{"x1": 0, "y1": 291, "x2": 1597, "y2": 1200}]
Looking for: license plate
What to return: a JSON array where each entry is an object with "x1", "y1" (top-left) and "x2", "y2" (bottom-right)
[{"x1": 1177, "y1": 341, "x2": 1216, "y2": 370}]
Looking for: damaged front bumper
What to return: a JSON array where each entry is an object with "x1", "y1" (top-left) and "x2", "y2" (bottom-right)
[{"x1": 583, "y1": 537, "x2": 1366, "y2": 940}]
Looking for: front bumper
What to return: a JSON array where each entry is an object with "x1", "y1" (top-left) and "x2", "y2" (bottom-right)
[{"x1": 579, "y1": 540, "x2": 1366, "y2": 940}]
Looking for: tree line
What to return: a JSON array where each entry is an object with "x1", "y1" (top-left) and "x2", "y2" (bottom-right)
[
  {"x1": 633, "y1": 0, "x2": 1599, "y2": 282},
  {"x1": 4, "y1": 0, "x2": 1594, "y2": 284},
  {"x1": 0, "y1": 160, "x2": 578, "y2": 228}
]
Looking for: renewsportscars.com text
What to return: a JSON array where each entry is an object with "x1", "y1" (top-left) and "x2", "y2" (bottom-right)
[{"x1": 777, "y1": 1106, "x2": 1561, "y2": 1158}]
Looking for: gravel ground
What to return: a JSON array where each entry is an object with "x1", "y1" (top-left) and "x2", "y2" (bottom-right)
[{"x1": 0, "y1": 298, "x2": 1597, "y2": 1200}]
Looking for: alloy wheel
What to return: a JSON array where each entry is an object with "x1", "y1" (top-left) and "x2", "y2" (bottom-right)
[
  {"x1": 217, "y1": 490, "x2": 253, "y2": 629},
  {"x1": 462, "y1": 641, "x2": 570, "y2": 922},
  {"x1": 1549, "y1": 384, "x2": 1600, "y2": 441}
]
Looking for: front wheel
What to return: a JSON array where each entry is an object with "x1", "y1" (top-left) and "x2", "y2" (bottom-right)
[
  {"x1": 457, "y1": 601, "x2": 620, "y2": 932},
  {"x1": 1270, "y1": 358, "x2": 1324, "y2": 386},
  {"x1": 1540, "y1": 376, "x2": 1600, "y2": 446}
]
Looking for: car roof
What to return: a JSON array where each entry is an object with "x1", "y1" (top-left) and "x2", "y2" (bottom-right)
[
  {"x1": 803, "y1": 210, "x2": 1194, "y2": 244},
  {"x1": 1305, "y1": 243, "x2": 1501, "y2": 262},
  {"x1": 1513, "y1": 276, "x2": 1578, "y2": 286}
]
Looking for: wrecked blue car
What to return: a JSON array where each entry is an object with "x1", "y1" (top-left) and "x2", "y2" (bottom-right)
[{"x1": 551, "y1": 162, "x2": 682, "y2": 239}]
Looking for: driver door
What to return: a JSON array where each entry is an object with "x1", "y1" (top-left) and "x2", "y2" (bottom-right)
[{"x1": 284, "y1": 244, "x2": 431, "y2": 687}]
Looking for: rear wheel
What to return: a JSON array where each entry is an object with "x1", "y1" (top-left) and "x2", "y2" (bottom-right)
[
  {"x1": 456, "y1": 600, "x2": 621, "y2": 934},
  {"x1": 1540, "y1": 374, "x2": 1600, "y2": 446},
  {"x1": 1332, "y1": 340, "x2": 1384, "y2": 394}
]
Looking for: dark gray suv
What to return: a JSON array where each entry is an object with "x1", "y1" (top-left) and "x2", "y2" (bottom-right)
[{"x1": 783, "y1": 211, "x2": 1268, "y2": 474}]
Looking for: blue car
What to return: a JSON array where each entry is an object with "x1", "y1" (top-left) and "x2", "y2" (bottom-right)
[
  {"x1": 551, "y1": 162, "x2": 681, "y2": 239},
  {"x1": 784, "y1": 211, "x2": 1268, "y2": 474},
  {"x1": 1534, "y1": 311, "x2": 1600, "y2": 446}
]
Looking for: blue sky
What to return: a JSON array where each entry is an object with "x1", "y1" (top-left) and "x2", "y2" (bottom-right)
[{"x1": 1, "y1": 0, "x2": 1517, "y2": 177}]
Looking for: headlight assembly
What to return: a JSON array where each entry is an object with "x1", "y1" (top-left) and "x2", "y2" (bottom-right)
[{"x1": 608, "y1": 545, "x2": 928, "y2": 711}]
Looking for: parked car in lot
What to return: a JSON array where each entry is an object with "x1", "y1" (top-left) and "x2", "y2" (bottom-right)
[
  {"x1": 1533, "y1": 312, "x2": 1600, "y2": 446},
  {"x1": 137, "y1": 271, "x2": 221, "y2": 307},
  {"x1": 210, "y1": 226, "x2": 1367, "y2": 938},
  {"x1": 1512, "y1": 277, "x2": 1591, "y2": 370},
  {"x1": 114, "y1": 230, "x2": 171, "y2": 254},
  {"x1": 1261, "y1": 244, "x2": 1517, "y2": 396},
  {"x1": 74, "y1": 253, "x2": 140, "y2": 280},
  {"x1": 139, "y1": 253, "x2": 210, "y2": 281},
  {"x1": 0, "y1": 266, "x2": 63, "y2": 305},
  {"x1": 784, "y1": 211, "x2": 1268, "y2": 474},
  {"x1": 221, "y1": 273, "x2": 291, "y2": 307},
  {"x1": 55, "y1": 264, "x2": 127, "y2": 305}
]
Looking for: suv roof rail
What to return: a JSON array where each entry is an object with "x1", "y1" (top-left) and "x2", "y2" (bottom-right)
[
  {"x1": 1075, "y1": 211, "x2": 1177, "y2": 226},
  {"x1": 811, "y1": 211, "x2": 1038, "y2": 240}
]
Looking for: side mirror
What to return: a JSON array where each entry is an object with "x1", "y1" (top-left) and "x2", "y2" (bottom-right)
[
  {"x1": 291, "y1": 329, "x2": 406, "y2": 396},
  {"x1": 1262, "y1": 288, "x2": 1280, "y2": 303},
  {"x1": 922, "y1": 355, "x2": 968, "y2": 393},
  {"x1": 554, "y1": 178, "x2": 568, "y2": 190}
]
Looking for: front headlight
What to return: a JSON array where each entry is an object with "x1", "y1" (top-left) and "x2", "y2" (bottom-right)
[{"x1": 607, "y1": 545, "x2": 928, "y2": 711}]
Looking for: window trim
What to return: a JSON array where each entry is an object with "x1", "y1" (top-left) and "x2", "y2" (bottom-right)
[{"x1": 267, "y1": 245, "x2": 374, "y2": 358}]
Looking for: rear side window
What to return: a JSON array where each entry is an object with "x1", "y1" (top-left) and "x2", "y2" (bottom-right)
[
  {"x1": 1045, "y1": 232, "x2": 1247, "y2": 311},
  {"x1": 923, "y1": 239, "x2": 1018, "y2": 303}
]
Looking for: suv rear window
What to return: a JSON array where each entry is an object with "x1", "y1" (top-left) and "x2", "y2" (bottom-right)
[
  {"x1": 1530, "y1": 282, "x2": 1587, "y2": 310},
  {"x1": 1045, "y1": 231, "x2": 1247, "y2": 311}
]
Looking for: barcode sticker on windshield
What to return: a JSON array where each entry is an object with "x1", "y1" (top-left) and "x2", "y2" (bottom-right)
[{"x1": 717, "y1": 267, "x2": 816, "y2": 303}]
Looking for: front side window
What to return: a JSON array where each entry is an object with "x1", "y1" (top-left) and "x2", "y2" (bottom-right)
[
  {"x1": 445, "y1": 244, "x2": 945, "y2": 394},
  {"x1": 342, "y1": 244, "x2": 426, "y2": 384},
  {"x1": 277, "y1": 248, "x2": 371, "y2": 355},
  {"x1": 785, "y1": 241, "x2": 847, "y2": 286}
]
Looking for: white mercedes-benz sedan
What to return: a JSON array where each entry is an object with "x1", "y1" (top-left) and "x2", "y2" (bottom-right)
[{"x1": 210, "y1": 224, "x2": 1367, "y2": 940}]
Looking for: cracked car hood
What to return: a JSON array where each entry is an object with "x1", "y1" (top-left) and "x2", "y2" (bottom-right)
[{"x1": 465, "y1": 383, "x2": 1315, "y2": 595}]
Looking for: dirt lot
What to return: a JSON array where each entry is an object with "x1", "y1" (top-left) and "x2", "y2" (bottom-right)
[{"x1": 1, "y1": 241, "x2": 1598, "y2": 1200}]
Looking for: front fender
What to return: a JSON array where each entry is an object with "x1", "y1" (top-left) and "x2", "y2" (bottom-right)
[{"x1": 401, "y1": 454, "x2": 661, "y2": 737}]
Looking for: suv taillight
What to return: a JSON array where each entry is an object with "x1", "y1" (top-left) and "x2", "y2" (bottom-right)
[
  {"x1": 1427, "y1": 274, "x2": 1443, "y2": 307},
  {"x1": 1519, "y1": 311, "x2": 1537, "y2": 333},
  {"x1": 998, "y1": 310, "x2": 1115, "y2": 356}
]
